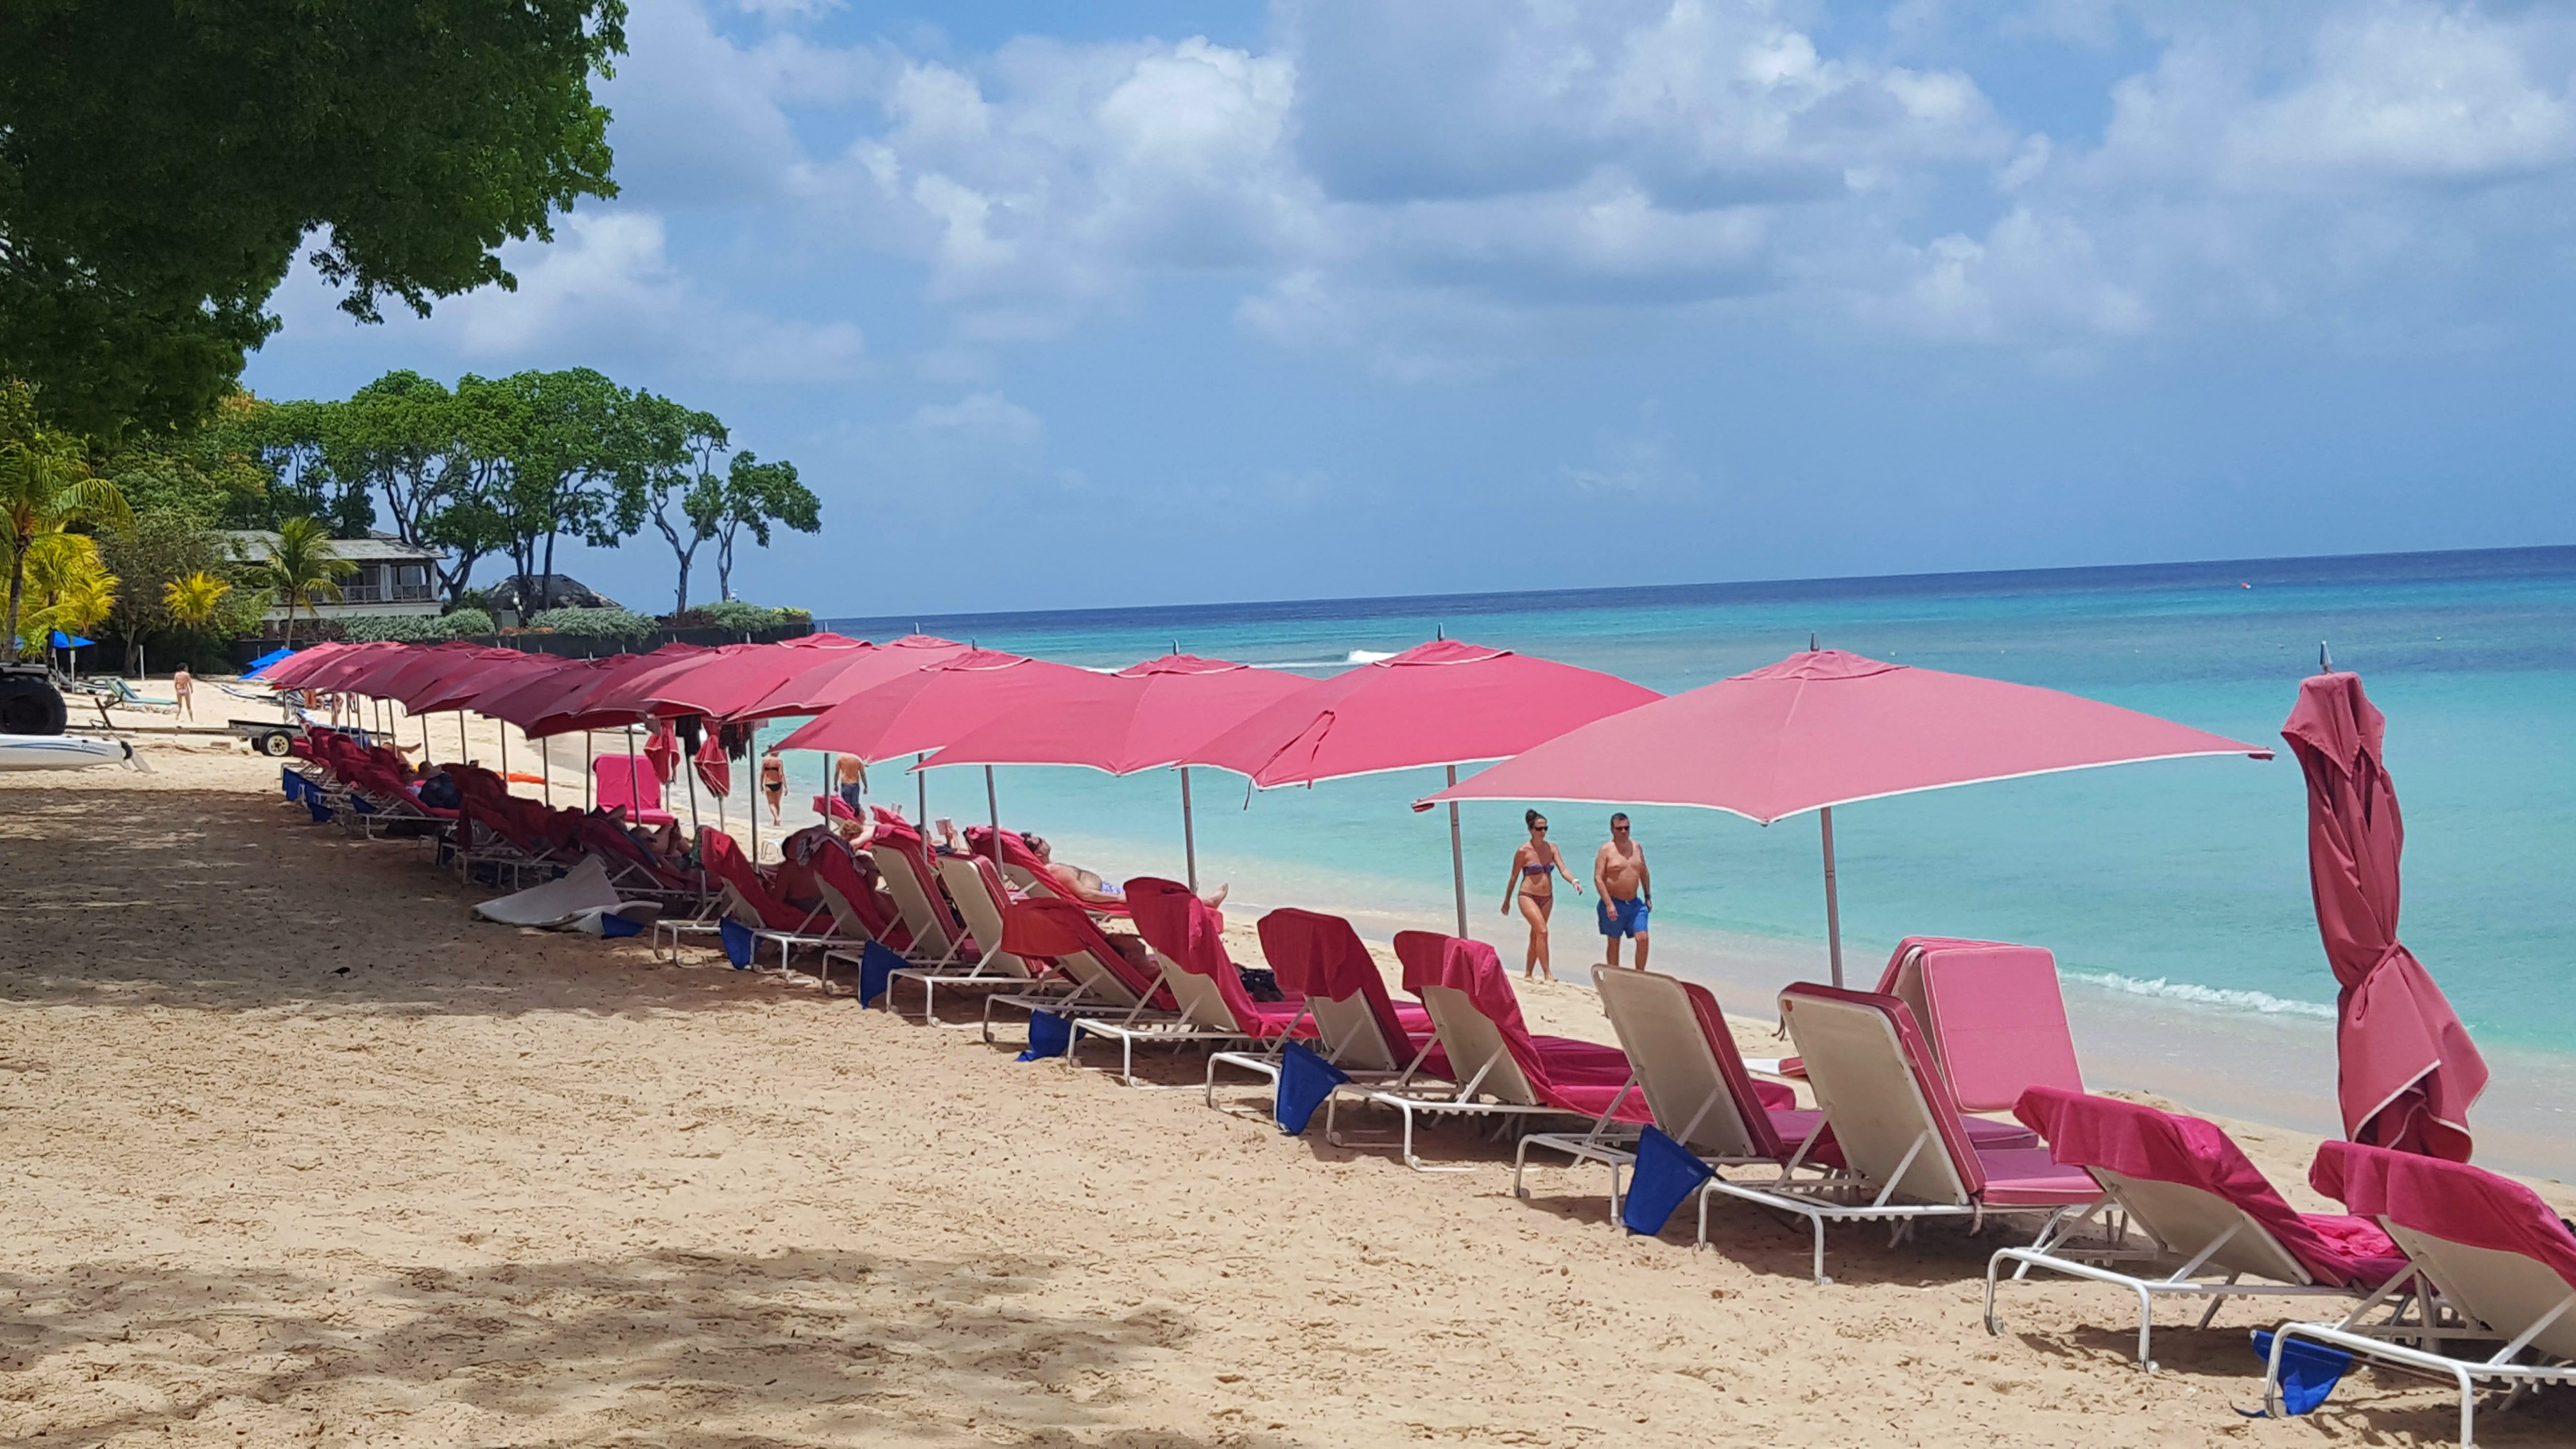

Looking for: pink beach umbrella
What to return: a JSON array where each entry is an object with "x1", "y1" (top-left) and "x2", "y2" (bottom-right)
[
  {"x1": 1180, "y1": 639, "x2": 1663, "y2": 934},
  {"x1": 2281, "y1": 669, "x2": 2487, "y2": 1161},
  {"x1": 1419, "y1": 647, "x2": 2273, "y2": 984},
  {"x1": 777, "y1": 647, "x2": 1104, "y2": 861},
  {"x1": 918, "y1": 654, "x2": 1312, "y2": 889}
]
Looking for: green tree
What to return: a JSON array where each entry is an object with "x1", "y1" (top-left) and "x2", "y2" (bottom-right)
[
  {"x1": 13, "y1": 531, "x2": 114, "y2": 659},
  {"x1": 712, "y1": 452, "x2": 821, "y2": 602},
  {"x1": 0, "y1": 2, "x2": 628, "y2": 441},
  {"x1": 2, "y1": 383, "x2": 132, "y2": 649},
  {"x1": 233, "y1": 516, "x2": 354, "y2": 648},
  {"x1": 488, "y1": 368, "x2": 629, "y2": 612},
  {"x1": 612, "y1": 390, "x2": 729, "y2": 616},
  {"x1": 99, "y1": 506, "x2": 233, "y2": 671}
]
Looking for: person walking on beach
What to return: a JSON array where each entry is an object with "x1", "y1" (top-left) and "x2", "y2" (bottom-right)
[
  {"x1": 759, "y1": 748, "x2": 785, "y2": 825},
  {"x1": 1502, "y1": 809, "x2": 1581, "y2": 982},
  {"x1": 835, "y1": 753, "x2": 868, "y2": 817},
  {"x1": 1594, "y1": 812, "x2": 1651, "y2": 970},
  {"x1": 171, "y1": 665, "x2": 193, "y2": 721}
]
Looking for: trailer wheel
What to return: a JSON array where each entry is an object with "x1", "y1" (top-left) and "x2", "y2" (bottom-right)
[
  {"x1": 259, "y1": 730, "x2": 293, "y2": 757},
  {"x1": 0, "y1": 669, "x2": 68, "y2": 735}
]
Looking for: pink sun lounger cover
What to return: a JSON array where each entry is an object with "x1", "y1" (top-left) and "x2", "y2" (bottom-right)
[
  {"x1": 700, "y1": 830, "x2": 818, "y2": 932},
  {"x1": 2017, "y1": 1087, "x2": 2407, "y2": 1288},
  {"x1": 2312, "y1": 1140, "x2": 2576, "y2": 1293},
  {"x1": 1000, "y1": 896, "x2": 1172, "y2": 1010},
  {"x1": 808, "y1": 839, "x2": 912, "y2": 951},
  {"x1": 1392, "y1": 931, "x2": 1651, "y2": 1125},
  {"x1": 1875, "y1": 936, "x2": 2084, "y2": 1114},
  {"x1": 1778, "y1": 983, "x2": 2098, "y2": 1207},
  {"x1": 1124, "y1": 877, "x2": 1314, "y2": 1039},
  {"x1": 595, "y1": 753, "x2": 675, "y2": 826},
  {"x1": 1256, "y1": 908, "x2": 1440, "y2": 1069},
  {"x1": 1662, "y1": 973, "x2": 1816, "y2": 1158}
]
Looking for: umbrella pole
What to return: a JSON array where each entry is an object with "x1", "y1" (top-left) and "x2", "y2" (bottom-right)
[
  {"x1": 456, "y1": 711, "x2": 467, "y2": 761},
  {"x1": 1820, "y1": 806, "x2": 1844, "y2": 988},
  {"x1": 917, "y1": 753, "x2": 927, "y2": 827},
  {"x1": 985, "y1": 766, "x2": 1001, "y2": 866},
  {"x1": 542, "y1": 733, "x2": 552, "y2": 805},
  {"x1": 1445, "y1": 764, "x2": 1467, "y2": 938},
  {"x1": 622, "y1": 724, "x2": 638, "y2": 825},
  {"x1": 499, "y1": 718, "x2": 509, "y2": 786},
  {"x1": 685, "y1": 740, "x2": 701, "y2": 836},
  {"x1": 1180, "y1": 766, "x2": 1198, "y2": 893},
  {"x1": 584, "y1": 732, "x2": 594, "y2": 811}
]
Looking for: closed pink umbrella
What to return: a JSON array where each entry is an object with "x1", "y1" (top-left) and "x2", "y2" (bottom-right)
[
  {"x1": 2282, "y1": 669, "x2": 2487, "y2": 1161},
  {"x1": 1422, "y1": 647, "x2": 2272, "y2": 983},
  {"x1": 644, "y1": 719, "x2": 680, "y2": 785},
  {"x1": 918, "y1": 654, "x2": 1311, "y2": 888},
  {"x1": 1181, "y1": 639, "x2": 1662, "y2": 933}
]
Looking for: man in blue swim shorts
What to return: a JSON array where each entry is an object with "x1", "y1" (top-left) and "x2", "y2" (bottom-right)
[{"x1": 1593, "y1": 812, "x2": 1652, "y2": 969}]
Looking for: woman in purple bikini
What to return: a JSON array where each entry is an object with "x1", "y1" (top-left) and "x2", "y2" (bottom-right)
[{"x1": 1500, "y1": 809, "x2": 1582, "y2": 982}]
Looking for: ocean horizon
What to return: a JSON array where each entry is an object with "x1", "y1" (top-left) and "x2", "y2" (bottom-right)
[{"x1": 795, "y1": 542, "x2": 2576, "y2": 1174}]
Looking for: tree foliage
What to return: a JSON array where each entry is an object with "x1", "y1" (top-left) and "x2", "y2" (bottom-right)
[
  {"x1": 713, "y1": 453, "x2": 821, "y2": 602},
  {"x1": 232, "y1": 516, "x2": 354, "y2": 648},
  {"x1": 2, "y1": 380, "x2": 131, "y2": 648},
  {"x1": 611, "y1": 390, "x2": 728, "y2": 615},
  {"x1": 0, "y1": 1, "x2": 628, "y2": 440}
]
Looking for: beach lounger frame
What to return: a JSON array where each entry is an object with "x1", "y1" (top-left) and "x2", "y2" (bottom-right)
[
  {"x1": 975, "y1": 897, "x2": 1162, "y2": 1043},
  {"x1": 1323, "y1": 982, "x2": 1626, "y2": 1173},
  {"x1": 1064, "y1": 944, "x2": 1262, "y2": 1087},
  {"x1": 1695, "y1": 984, "x2": 2102, "y2": 1284},
  {"x1": 1202, "y1": 908, "x2": 1426, "y2": 1113},
  {"x1": 1066, "y1": 881, "x2": 1301, "y2": 1088},
  {"x1": 868, "y1": 856, "x2": 1043, "y2": 1022},
  {"x1": 2261, "y1": 1141, "x2": 2576, "y2": 1447}
]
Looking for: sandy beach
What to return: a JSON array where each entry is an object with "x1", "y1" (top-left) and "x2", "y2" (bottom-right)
[{"x1": 4, "y1": 722, "x2": 2572, "y2": 1447}]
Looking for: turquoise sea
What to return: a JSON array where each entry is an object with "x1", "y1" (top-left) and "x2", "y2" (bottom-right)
[{"x1": 783, "y1": 547, "x2": 2576, "y2": 1167}]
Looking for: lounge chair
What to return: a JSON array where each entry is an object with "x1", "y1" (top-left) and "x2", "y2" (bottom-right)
[
  {"x1": 1697, "y1": 983, "x2": 2101, "y2": 1284},
  {"x1": 1062, "y1": 877, "x2": 1311, "y2": 1087},
  {"x1": 1514, "y1": 965, "x2": 1818, "y2": 1213},
  {"x1": 593, "y1": 752, "x2": 676, "y2": 827},
  {"x1": 1205, "y1": 908, "x2": 1445, "y2": 1111},
  {"x1": 1984, "y1": 1087, "x2": 2416, "y2": 1369},
  {"x1": 866, "y1": 821, "x2": 967, "y2": 968},
  {"x1": 1321, "y1": 931, "x2": 1650, "y2": 1173},
  {"x1": 697, "y1": 829, "x2": 842, "y2": 976},
  {"x1": 1875, "y1": 936, "x2": 2085, "y2": 1113},
  {"x1": 2264, "y1": 1141, "x2": 2576, "y2": 1446},
  {"x1": 977, "y1": 896, "x2": 1170, "y2": 1045},
  {"x1": 866, "y1": 855, "x2": 1045, "y2": 1021}
]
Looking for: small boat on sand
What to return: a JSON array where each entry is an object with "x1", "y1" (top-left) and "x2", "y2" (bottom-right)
[{"x1": 0, "y1": 735, "x2": 143, "y2": 771}]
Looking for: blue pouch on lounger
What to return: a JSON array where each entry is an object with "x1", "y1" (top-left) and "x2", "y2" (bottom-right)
[
  {"x1": 305, "y1": 795, "x2": 333, "y2": 823},
  {"x1": 718, "y1": 918, "x2": 755, "y2": 968},
  {"x1": 1621, "y1": 1127, "x2": 1716, "y2": 1236},
  {"x1": 598, "y1": 912, "x2": 643, "y2": 939},
  {"x1": 1274, "y1": 1040, "x2": 1350, "y2": 1135},
  {"x1": 2243, "y1": 1330, "x2": 2352, "y2": 1416},
  {"x1": 1017, "y1": 1009, "x2": 1072, "y2": 1061},
  {"x1": 857, "y1": 941, "x2": 905, "y2": 1006},
  {"x1": 282, "y1": 767, "x2": 304, "y2": 801}
]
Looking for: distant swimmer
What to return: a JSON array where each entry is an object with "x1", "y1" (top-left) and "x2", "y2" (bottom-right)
[
  {"x1": 1594, "y1": 812, "x2": 1651, "y2": 970},
  {"x1": 1501, "y1": 809, "x2": 1581, "y2": 982}
]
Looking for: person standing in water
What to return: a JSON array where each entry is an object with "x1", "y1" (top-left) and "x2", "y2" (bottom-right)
[
  {"x1": 759, "y1": 748, "x2": 785, "y2": 825},
  {"x1": 171, "y1": 665, "x2": 193, "y2": 721},
  {"x1": 1594, "y1": 812, "x2": 1651, "y2": 969},
  {"x1": 1501, "y1": 809, "x2": 1582, "y2": 982}
]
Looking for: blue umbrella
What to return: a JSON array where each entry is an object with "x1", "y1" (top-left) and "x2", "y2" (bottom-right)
[
  {"x1": 49, "y1": 630, "x2": 93, "y2": 649},
  {"x1": 243, "y1": 646, "x2": 295, "y2": 678}
]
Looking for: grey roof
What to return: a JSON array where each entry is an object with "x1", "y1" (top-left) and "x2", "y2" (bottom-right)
[{"x1": 224, "y1": 530, "x2": 440, "y2": 564}]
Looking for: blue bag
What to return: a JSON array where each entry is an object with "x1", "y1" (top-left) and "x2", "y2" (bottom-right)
[
  {"x1": 1620, "y1": 1126, "x2": 1716, "y2": 1236},
  {"x1": 1273, "y1": 1040, "x2": 1351, "y2": 1134},
  {"x1": 598, "y1": 912, "x2": 643, "y2": 939},
  {"x1": 1017, "y1": 1009, "x2": 1073, "y2": 1061},
  {"x1": 282, "y1": 768, "x2": 304, "y2": 801},
  {"x1": 2243, "y1": 1330, "x2": 2353, "y2": 1416},
  {"x1": 718, "y1": 918, "x2": 755, "y2": 969},
  {"x1": 304, "y1": 796, "x2": 333, "y2": 823},
  {"x1": 857, "y1": 941, "x2": 907, "y2": 1006}
]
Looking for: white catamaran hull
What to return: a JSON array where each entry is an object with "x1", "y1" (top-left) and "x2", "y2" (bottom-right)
[{"x1": 0, "y1": 735, "x2": 139, "y2": 771}]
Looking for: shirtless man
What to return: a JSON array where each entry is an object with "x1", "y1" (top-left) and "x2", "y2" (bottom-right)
[{"x1": 1593, "y1": 812, "x2": 1651, "y2": 969}]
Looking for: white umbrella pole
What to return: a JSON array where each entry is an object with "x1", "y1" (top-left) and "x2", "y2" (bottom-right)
[
  {"x1": 499, "y1": 718, "x2": 510, "y2": 785},
  {"x1": 541, "y1": 734, "x2": 552, "y2": 805},
  {"x1": 584, "y1": 732, "x2": 594, "y2": 811},
  {"x1": 456, "y1": 711, "x2": 467, "y2": 761},
  {"x1": 1820, "y1": 805, "x2": 1844, "y2": 988},
  {"x1": 1445, "y1": 764, "x2": 1467, "y2": 938},
  {"x1": 684, "y1": 730, "x2": 701, "y2": 835},
  {"x1": 622, "y1": 724, "x2": 638, "y2": 825},
  {"x1": 916, "y1": 753, "x2": 927, "y2": 826},
  {"x1": 1180, "y1": 766, "x2": 1198, "y2": 893}
]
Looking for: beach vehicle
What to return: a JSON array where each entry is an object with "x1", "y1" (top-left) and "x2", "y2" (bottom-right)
[
  {"x1": 1697, "y1": 983, "x2": 2102, "y2": 1284},
  {"x1": 2264, "y1": 1141, "x2": 2576, "y2": 1446},
  {"x1": 1984, "y1": 1088, "x2": 2419, "y2": 1370},
  {"x1": 1322, "y1": 931, "x2": 1650, "y2": 1172},
  {"x1": 0, "y1": 660, "x2": 70, "y2": 735}
]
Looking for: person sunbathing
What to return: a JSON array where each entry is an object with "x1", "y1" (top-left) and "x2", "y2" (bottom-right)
[{"x1": 1019, "y1": 833, "x2": 1227, "y2": 911}]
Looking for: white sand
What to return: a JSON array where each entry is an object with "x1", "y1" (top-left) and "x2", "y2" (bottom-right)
[{"x1": 2, "y1": 720, "x2": 2570, "y2": 1446}]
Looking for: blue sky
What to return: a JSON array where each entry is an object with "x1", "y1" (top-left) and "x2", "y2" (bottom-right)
[{"x1": 241, "y1": 0, "x2": 2576, "y2": 617}]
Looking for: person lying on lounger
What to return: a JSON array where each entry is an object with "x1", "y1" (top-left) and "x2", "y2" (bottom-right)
[{"x1": 1018, "y1": 833, "x2": 1228, "y2": 911}]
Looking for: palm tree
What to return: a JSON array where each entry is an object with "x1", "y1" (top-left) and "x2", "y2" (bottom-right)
[
  {"x1": 2, "y1": 428, "x2": 132, "y2": 652},
  {"x1": 234, "y1": 516, "x2": 355, "y2": 648},
  {"x1": 163, "y1": 570, "x2": 232, "y2": 631}
]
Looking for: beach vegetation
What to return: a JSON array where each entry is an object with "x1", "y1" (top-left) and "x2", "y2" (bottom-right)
[
  {"x1": 611, "y1": 391, "x2": 731, "y2": 617},
  {"x1": 677, "y1": 599, "x2": 806, "y2": 633},
  {"x1": 525, "y1": 605, "x2": 657, "y2": 640},
  {"x1": 98, "y1": 507, "x2": 247, "y2": 672},
  {"x1": 9, "y1": 532, "x2": 115, "y2": 660},
  {"x1": 232, "y1": 516, "x2": 355, "y2": 649},
  {"x1": 0, "y1": 2, "x2": 628, "y2": 443},
  {"x1": 2, "y1": 382, "x2": 134, "y2": 651},
  {"x1": 711, "y1": 453, "x2": 821, "y2": 602},
  {"x1": 338, "y1": 610, "x2": 495, "y2": 644}
]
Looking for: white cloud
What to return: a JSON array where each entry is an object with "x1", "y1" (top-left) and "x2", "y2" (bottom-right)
[{"x1": 908, "y1": 391, "x2": 1045, "y2": 454}]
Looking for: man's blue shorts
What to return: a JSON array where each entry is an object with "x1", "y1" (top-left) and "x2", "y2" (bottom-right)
[{"x1": 1598, "y1": 895, "x2": 1649, "y2": 938}]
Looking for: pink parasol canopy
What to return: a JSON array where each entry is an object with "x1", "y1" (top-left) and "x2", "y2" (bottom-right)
[
  {"x1": 291, "y1": 641, "x2": 408, "y2": 692},
  {"x1": 1181, "y1": 639, "x2": 1661, "y2": 932},
  {"x1": 254, "y1": 641, "x2": 354, "y2": 688},
  {"x1": 916, "y1": 654, "x2": 1310, "y2": 889},
  {"x1": 524, "y1": 644, "x2": 711, "y2": 737},
  {"x1": 733, "y1": 634, "x2": 965, "y2": 722},
  {"x1": 639, "y1": 633, "x2": 870, "y2": 720},
  {"x1": 408, "y1": 652, "x2": 576, "y2": 716},
  {"x1": 1420, "y1": 647, "x2": 2272, "y2": 982},
  {"x1": 2282, "y1": 671, "x2": 2486, "y2": 1161}
]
